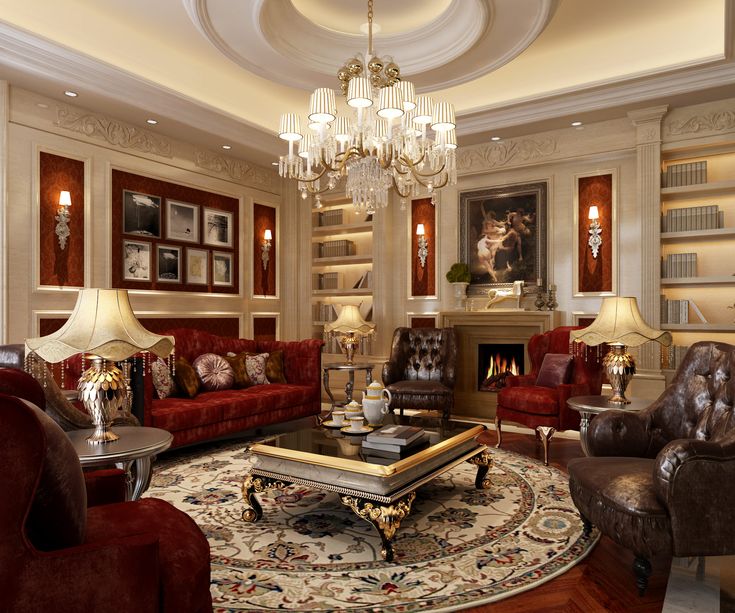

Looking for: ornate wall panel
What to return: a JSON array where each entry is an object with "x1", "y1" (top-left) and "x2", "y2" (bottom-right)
[
  {"x1": 410, "y1": 197, "x2": 436, "y2": 297},
  {"x1": 40, "y1": 316, "x2": 240, "y2": 337},
  {"x1": 252, "y1": 203, "x2": 276, "y2": 296},
  {"x1": 252, "y1": 315, "x2": 277, "y2": 341}
]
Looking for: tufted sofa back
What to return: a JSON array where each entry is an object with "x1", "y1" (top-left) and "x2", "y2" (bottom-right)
[
  {"x1": 386, "y1": 327, "x2": 457, "y2": 384},
  {"x1": 643, "y1": 341, "x2": 735, "y2": 455}
]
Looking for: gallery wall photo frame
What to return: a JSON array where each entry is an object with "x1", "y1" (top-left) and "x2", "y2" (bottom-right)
[
  {"x1": 459, "y1": 181, "x2": 547, "y2": 296},
  {"x1": 186, "y1": 248, "x2": 208, "y2": 285},
  {"x1": 122, "y1": 239, "x2": 151, "y2": 281},
  {"x1": 123, "y1": 189, "x2": 161, "y2": 237},
  {"x1": 204, "y1": 207, "x2": 234, "y2": 248},
  {"x1": 166, "y1": 199, "x2": 200, "y2": 243},
  {"x1": 212, "y1": 251, "x2": 234, "y2": 286},
  {"x1": 573, "y1": 169, "x2": 618, "y2": 297},
  {"x1": 156, "y1": 244, "x2": 181, "y2": 283}
]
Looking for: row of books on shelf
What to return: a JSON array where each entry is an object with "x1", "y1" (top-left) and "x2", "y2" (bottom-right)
[
  {"x1": 313, "y1": 272, "x2": 342, "y2": 290},
  {"x1": 352, "y1": 271, "x2": 372, "y2": 289},
  {"x1": 660, "y1": 297, "x2": 707, "y2": 324},
  {"x1": 661, "y1": 161, "x2": 707, "y2": 188},
  {"x1": 661, "y1": 253, "x2": 697, "y2": 278},
  {"x1": 322, "y1": 332, "x2": 373, "y2": 355},
  {"x1": 313, "y1": 302, "x2": 338, "y2": 323},
  {"x1": 661, "y1": 205, "x2": 724, "y2": 232},
  {"x1": 315, "y1": 209, "x2": 344, "y2": 227},
  {"x1": 314, "y1": 239, "x2": 356, "y2": 258},
  {"x1": 361, "y1": 426, "x2": 428, "y2": 463},
  {"x1": 661, "y1": 345, "x2": 690, "y2": 371}
]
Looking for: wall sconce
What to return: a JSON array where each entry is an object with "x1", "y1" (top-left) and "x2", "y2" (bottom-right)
[
  {"x1": 55, "y1": 190, "x2": 72, "y2": 250},
  {"x1": 261, "y1": 228, "x2": 272, "y2": 270},
  {"x1": 587, "y1": 205, "x2": 602, "y2": 258},
  {"x1": 416, "y1": 223, "x2": 428, "y2": 268}
]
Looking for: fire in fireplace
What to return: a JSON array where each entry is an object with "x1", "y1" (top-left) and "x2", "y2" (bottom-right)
[{"x1": 478, "y1": 343, "x2": 525, "y2": 391}]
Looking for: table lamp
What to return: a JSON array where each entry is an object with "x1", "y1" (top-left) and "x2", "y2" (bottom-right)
[
  {"x1": 324, "y1": 304, "x2": 375, "y2": 365},
  {"x1": 25, "y1": 288, "x2": 174, "y2": 444},
  {"x1": 571, "y1": 296, "x2": 671, "y2": 404}
]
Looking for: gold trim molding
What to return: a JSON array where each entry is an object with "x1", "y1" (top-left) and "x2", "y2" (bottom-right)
[
  {"x1": 457, "y1": 137, "x2": 558, "y2": 174},
  {"x1": 194, "y1": 150, "x2": 277, "y2": 192}
]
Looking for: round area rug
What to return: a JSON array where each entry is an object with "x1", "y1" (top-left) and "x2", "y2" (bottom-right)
[{"x1": 146, "y1": 442, "x2": 599, "y2": 612}]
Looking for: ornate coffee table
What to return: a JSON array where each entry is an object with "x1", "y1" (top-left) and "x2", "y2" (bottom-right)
[{"x1": 241, "y1": 415, "x2": 491, "y2": 561}]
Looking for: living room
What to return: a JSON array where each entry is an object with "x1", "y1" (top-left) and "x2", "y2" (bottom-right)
[{"x1": 1, "y1": 1, "x2": 734, "y2": 611}]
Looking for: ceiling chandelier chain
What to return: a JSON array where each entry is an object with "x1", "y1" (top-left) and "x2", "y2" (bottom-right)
[{"x1": 277, "y1": 0, "x2": 457, "y2": 214}]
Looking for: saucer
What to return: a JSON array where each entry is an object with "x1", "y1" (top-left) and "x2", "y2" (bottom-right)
[
  {"x1": 340, "y1": 425, "x2": 373, "y2": 435},
  {"x1": 323, "y1": 420, "x2": 346, "y2": 429}
]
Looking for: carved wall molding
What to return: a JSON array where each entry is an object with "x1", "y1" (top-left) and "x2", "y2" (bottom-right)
[
  {"x1": 55, "y1": 107, "x2": 173, "y2": 157},
  {"x1": 457, "y1": 137, "x2": 558, "y2": 174},
  {"x1": 665, "y1": 109, "x2": 735, "y2": 137},
  {"x1": 194, "y1": 150, "x2": 277, "y2": 192}
]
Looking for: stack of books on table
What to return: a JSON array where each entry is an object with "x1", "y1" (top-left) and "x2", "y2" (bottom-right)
[{"x1": 361, "y1": 425, "x2": 429, "y2": 464}]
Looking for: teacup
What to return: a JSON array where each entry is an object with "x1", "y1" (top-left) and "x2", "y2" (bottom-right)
[
  {"x1": 348, "y1": 416, "x2": 364, "y2": 432},
  {"x1": 331, "y1": 410, "x2": 345, "y2": 426}
]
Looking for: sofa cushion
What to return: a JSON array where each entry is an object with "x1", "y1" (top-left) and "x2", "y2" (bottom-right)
[
  {"x1": 223, "y1": 354, "x2": 252, "y2": 388},
  {"x1": 265, "y1": 349, "x2": 287, "y2": 384},
  {"x1": 193, "y1": 353, "x2": 234, "y2": 391},
  {"x1": 218, "y1": 384, "x2": 314, "y2": 421},
  {"x1": 536, "y1": 353, "x2": 573, "y2": 388},
  {"x1": 498, "y1": 385, "x2": 560, "y2": 415},
  {"x1": 174, "y1": 357, "x2": 200, "y2": 398},
  {"x1": 387, "y1": 380, "x2": 452, "y2": 396},
  {"x1": 244, "y1": 353, "x2": 269, "y2": 385},
  {"x1": 151, "y1": 358, "x2": 175, "y2": 399},
  {"x1": 150, "y1": 395, "x2": 224, "y2": 431}
]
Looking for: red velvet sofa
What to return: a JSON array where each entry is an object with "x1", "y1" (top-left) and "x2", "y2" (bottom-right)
[{"x1": 140, "y1": 329, "x2": 324, "y2": 448}]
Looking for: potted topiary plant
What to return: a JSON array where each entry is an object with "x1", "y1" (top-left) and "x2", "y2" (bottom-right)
[{"x1": 445, "y1": 263, "x2": 470, "y2": 310}]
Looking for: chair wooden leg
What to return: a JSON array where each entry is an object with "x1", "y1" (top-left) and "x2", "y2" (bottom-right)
[
  {"x1": 633, "y1": 556, "x2": 652, "y2": 596},
  {"x1": 494, "y1": 416, "x2": 502, "y2": 448},
  {"x1": 536, "y1": 426, "x2": 556, "y2": 466}
]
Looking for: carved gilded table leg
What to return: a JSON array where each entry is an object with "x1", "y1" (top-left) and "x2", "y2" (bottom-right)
[
  {"x1": 467, "y1": 448, "x2": 493, "y2": 489},
  {"x1": 241, "y1": 474, "x2": 291, "y2": 522},
  {"x1": 339, "y1": 491, "x2": 416, "y2": 562}
]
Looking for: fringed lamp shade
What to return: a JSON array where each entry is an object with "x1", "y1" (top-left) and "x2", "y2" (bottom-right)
[
  {"x1": 325, "y1": 305, "x2": 375, "y2": 365},
  {"x1": 571, "y1": 297, "x2": 671, "y2": 404},
  {"x1": 25, "y1": 289, "x2": 174, "y2": 444}
]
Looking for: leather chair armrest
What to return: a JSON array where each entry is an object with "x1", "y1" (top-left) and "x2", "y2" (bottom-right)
[
  {"x1": 381, "y1": 361, "x2": 402, "y2": 386},
  {"x1": 653, "y1": 434, "x2": 735, "y2": 556},
  {"x1": 505, "y1": 374, "x2": 536, "y2": 388},
  {"x1": 586, "y1": 409, "x2": 651, "y2": 457}
]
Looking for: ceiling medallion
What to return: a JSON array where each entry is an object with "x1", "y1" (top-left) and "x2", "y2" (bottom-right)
[{"x1": 277, "y1": 0, "x2": 457, "y2": 214}]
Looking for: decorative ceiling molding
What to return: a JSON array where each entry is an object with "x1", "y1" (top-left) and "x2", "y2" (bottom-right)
[
  {"x1": 665, "y1": 109, "x2": 735, "y2": 136},
  {"x1": 194, "y1": 150, "x2": 278, "y2": 192},
  {"x1": 55, "y1": 107, "x2": 173, "y2": 157},
  {"x1": 457, "y1": 137, "x2": 558, "y2": 174}
]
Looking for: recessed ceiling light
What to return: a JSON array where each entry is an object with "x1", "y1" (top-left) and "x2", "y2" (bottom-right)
[
  {"x1": 36, "y1": 102, "x2": 49, "y2": 109},
  {"x1": 221, "y1": 145, "x2": 232, "y2": 150},
  {"x1": 146, "y1": 119, "x2": 158, "y2": 125},
  {"x1": 490, "y1": 136, "x2": 501, "y2": 141},
  {"x1": 571, "y1": 121, "x2": 583, "y2": 127},
  {"x1": 64, "y1": 90, "x2": 78, "y2": 97}
]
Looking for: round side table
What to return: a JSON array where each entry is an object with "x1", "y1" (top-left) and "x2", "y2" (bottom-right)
[
  {"x1": 568, "y1": 395, "x2": 650, "y2": 456},
  {"x1": 67, "y1": 426, "x2": 173, "y2": 500},
  {"x1": 322, "y1": 362, "x2": 374, "y2": 412}
]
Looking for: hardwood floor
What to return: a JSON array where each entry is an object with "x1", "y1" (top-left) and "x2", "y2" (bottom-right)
[{"x1": 465, "y1": 431, "x2": 669, "y2": 613}]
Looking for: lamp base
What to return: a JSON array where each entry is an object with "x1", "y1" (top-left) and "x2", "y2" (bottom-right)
[
  {"x1": 603, "y1": 344, "x2": 636, "y2": 404},
  {"x1": 79, "y1": 357, "x2": 126, "y2": 445}
]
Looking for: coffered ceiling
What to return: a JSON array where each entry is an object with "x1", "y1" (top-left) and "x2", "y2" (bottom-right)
[{"x1": 0, "y1": 0, "x2": 732, "y2": 165}]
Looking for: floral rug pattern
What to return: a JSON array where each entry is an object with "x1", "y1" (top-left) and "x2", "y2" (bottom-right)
[{"x1": 145, "y1": 441, "x2": 598, "y2": 612}]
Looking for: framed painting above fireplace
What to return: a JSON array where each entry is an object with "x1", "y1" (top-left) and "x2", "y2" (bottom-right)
[{"x1": 459, "y1": 181, "x2": 547, "y2": 296}]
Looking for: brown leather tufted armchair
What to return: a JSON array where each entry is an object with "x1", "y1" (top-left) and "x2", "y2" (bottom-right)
[
  {"x1": 381, "y1": 327, "x2": 457, "y2": 419},
  {"x1": 567, "y1": 341, "x2": 735, "y2": 596}
]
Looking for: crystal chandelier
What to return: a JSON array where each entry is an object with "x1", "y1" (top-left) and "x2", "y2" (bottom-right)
[{"x1": 277, "y1": 0, "x2": 457, "y2": 214}]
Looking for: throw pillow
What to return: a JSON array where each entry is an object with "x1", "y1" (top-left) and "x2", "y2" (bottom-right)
[
  {"x1": 223, "y1": 354, "x2": 252, "y2": 388},
  {"x1": 265, "y1": 349, "x2": 288, "y2": 384},
  {"x1": 536, "y1": 353, "x2": 574, "y2": 388},
  {"x1": 193, "y1": 353, "x2": 235, "y2": 391},
  {"x1": 243, "y1": 352, "x2": 270, "y2": 385},
  {"x1": 151, "y1": 358, "x2": 175, "y2": 399},
  {"x1": 174, "y1": 357, "x2": 201, "y2": 398}
]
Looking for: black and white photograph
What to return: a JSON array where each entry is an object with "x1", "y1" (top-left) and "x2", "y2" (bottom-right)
[
  {"x1": 122, "y1": 240, "x2": 151, "y2": 281},
  {"x1": 166, "y1": 200, "x2": 200, "y2": 243},
  {"x1": 204, "y1": 207, "x2": 233, "y2": 247},
  {"x1": 157, "y1": 244, "x2": 181, "y2": 283},
  {"x1": 123, "y1": 190, "x2": 161, "y2": 237},
  {"x1": 212, "y1": 251, "x2": 233, "y2": 286},
  {"x1": 186, "y1": 248, "x2": 208, "y2": 285}
]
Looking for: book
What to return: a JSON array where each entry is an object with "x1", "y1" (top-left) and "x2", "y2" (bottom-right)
[
  {"x1": 363, "y1": 440, "x2": 431, "y2": 462},
  {"x1": 362, "y1": 433, "x2": 429, "y2": 455},
  {"x1": 365, "y1": 425, "x2": 424, "y2": 446}
]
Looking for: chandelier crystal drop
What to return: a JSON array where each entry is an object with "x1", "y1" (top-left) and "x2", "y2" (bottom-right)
[{"x1": 277, "y1": 0, "x2": 457, "y2": 214}]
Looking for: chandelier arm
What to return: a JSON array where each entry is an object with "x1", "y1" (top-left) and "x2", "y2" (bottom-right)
[
  {"x1": 400, "y1": 155, "x2": 447, "y2": 178},
  {"x1": 391, "y1": 175, "x2": 411, "y2": 198},
  {"x1": 296, "y1": 165, "x2": 329, "y2": 184}
]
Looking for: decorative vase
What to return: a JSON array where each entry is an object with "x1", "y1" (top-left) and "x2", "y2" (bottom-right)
[{"x1": 451, "y1": 282, "x2": 469, "y2": 310}]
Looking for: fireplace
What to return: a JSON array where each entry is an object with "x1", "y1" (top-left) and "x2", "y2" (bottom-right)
[{"x1": 478, "y1": 343, "x2": 524, "y2": 391}]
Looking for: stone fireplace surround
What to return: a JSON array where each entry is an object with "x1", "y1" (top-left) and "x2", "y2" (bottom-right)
[{"x1": 439, "y1": 310, "x2": 561, "y2": 418}]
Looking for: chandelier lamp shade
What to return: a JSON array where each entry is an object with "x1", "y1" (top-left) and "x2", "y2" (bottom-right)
[
  {"x1": 277, "y1": 0, "x2": 458, "y2": 214},
  {"x1": 571, "y1": 297, "x2": 671, "y2": 404}
]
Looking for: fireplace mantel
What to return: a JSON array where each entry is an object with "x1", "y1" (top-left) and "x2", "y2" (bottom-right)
[{"x1": 439, "y1": 309, "x2": 562, "y2": 418}]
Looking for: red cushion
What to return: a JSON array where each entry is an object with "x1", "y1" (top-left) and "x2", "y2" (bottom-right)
[
  {"x1": 150, "y1": 396, "x2": 223, "y2": 431},
  {"x1": 536, "y1": 353, "x2": 573, "y2": 388},
  {"x1": 498, "y1": 385, "x2": 560, "y2": 416}
]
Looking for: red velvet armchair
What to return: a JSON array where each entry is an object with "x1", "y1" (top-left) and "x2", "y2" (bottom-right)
[
  {"x1": 0, "y1": 394, "x2": 212, "y2": 613},
  {"x1": 492, "y1": 326, "x2": 603, "y2": 465}
]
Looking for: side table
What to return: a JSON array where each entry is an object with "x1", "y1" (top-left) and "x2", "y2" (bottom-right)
[
  {"x1": 67, "y1": 426, "x2": 173, "y2": 500},
  {"x1": 568, "y1": 395, "x2": 649, "y2": 456},
  {"x1": 322, "y1": 362, "x2": 374, "y2": 411}
]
